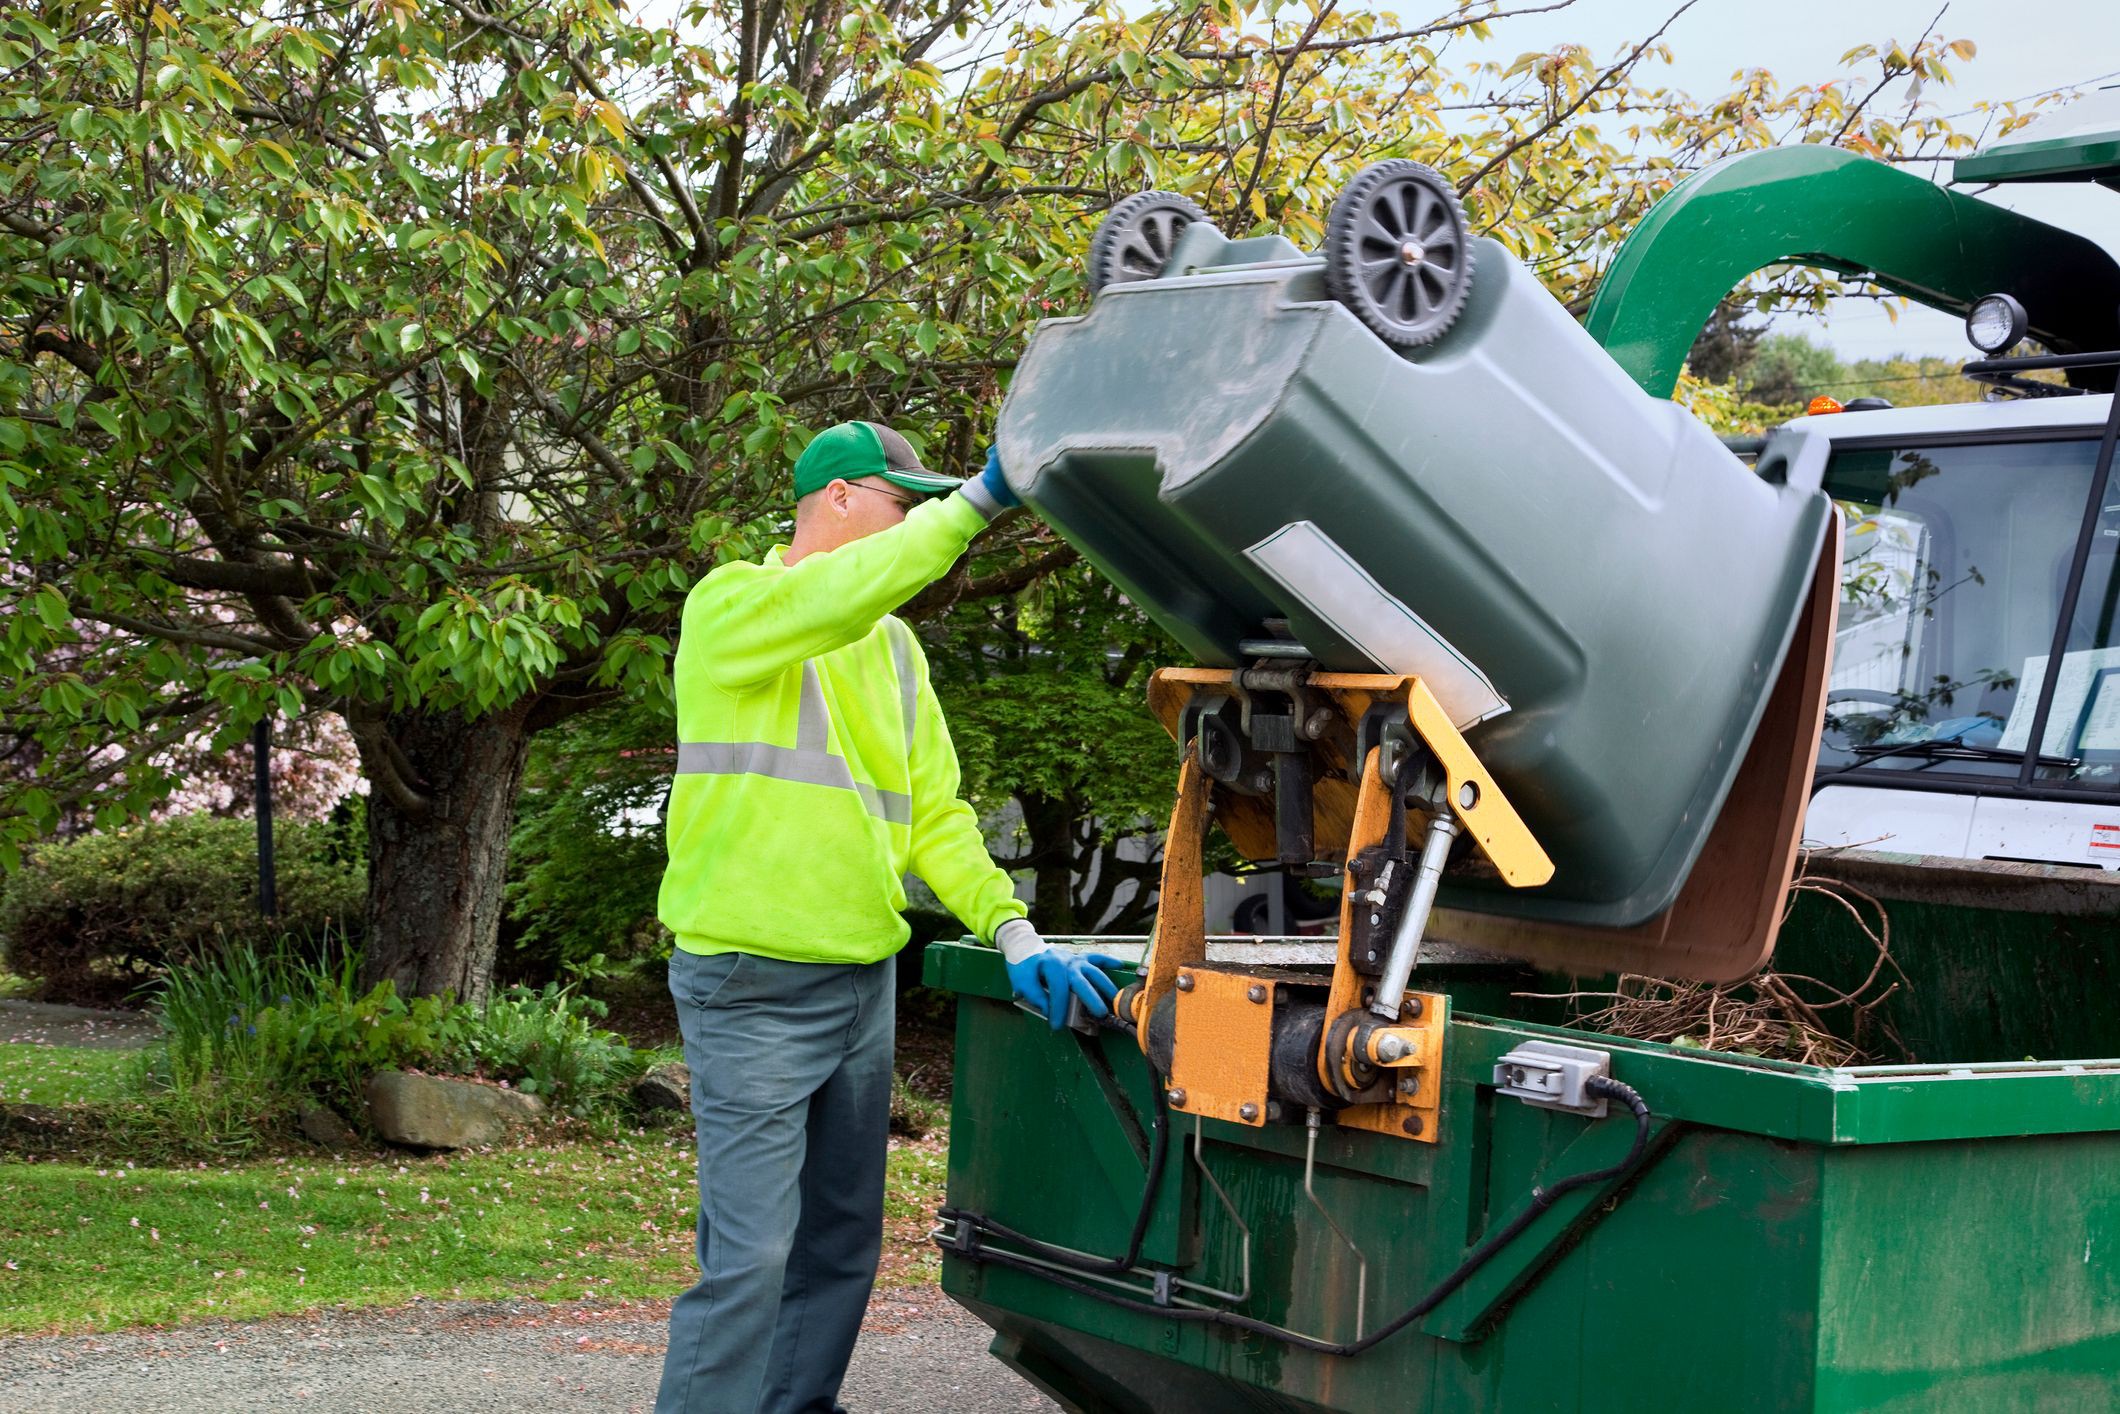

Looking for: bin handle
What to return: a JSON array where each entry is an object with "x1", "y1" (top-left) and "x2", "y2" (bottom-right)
[{"x1": 1756, "y1": 427, "x2": 1831, "y2": 495}]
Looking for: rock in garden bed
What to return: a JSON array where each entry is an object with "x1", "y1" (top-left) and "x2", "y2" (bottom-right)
[
  {"x1": 629, "y1": 1061, "x2": 690, "y2": 1113},
  {"x1": 365, "y1": 1070, "x2": 543, "y2": 1150},
  {"x1": 297, "y1": 1103, "x2": 361, "y2": 1151}
]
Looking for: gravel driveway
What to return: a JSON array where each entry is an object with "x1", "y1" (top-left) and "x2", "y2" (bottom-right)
[
  {"x1": 0, "y1": 1001, "x2": 159, "y2": 1050},
  {"x1": 0, "y1": 1292, "x2": 1056, "y2": 1413}
]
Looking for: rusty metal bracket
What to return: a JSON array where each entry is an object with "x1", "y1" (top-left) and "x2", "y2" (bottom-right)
[
  {"x1": 1131, "y1": 751, "x2": 1211, "y2": 1047},
  {"x1": 1168, "y1": 967, "x2": 1277, "y2": 1126}
]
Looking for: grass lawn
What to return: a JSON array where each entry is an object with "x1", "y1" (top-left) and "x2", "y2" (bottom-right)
[
  {"x1": 0, "y1": 1043, "x2": 137, "y2": 1106},
  {"x1": 0, "y1": 1130, "x2": 951, "y2": 1334}
]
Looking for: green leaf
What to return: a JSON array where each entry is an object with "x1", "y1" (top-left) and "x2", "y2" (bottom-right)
[{"x1": 33, "y1": 585, "x2": 70, "y2": 630}]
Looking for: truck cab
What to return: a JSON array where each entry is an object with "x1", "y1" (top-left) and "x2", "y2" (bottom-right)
[
  {"x1": 1579, "y1": 89, "x2": 2120, "y2": 874},
  {"x1": 1791, "y1": 394, "x2": 2120, "y2": 868}
]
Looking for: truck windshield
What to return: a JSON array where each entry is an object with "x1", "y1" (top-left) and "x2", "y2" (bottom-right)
[{"x1": 1819, "y1": 434, "x2": 2118, "y2": 791}]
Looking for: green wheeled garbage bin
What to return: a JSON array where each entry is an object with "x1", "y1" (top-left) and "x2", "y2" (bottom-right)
[{"x1": 996, "y1": 167, "x2": 1832, "y2": 936}]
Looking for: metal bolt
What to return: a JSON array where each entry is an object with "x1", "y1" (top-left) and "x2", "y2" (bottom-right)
[
  {"x1": 1399, "y1": 1074, "x2": 1420, "y2": 1096},
  {"x1": 1367, "y1": 912, "x2": 1382, "y2": 928},
  {"x1": 1176, "y1": 973, "x2": 1194, "y2": 992},
  {"x1": 1375, "y1": 1033, "x2": 1409, "y2": 1062},
  {"x1": 1238, "y1": 1103, "x2": 1260, "y2": 1122},
  {"x1": 1167, "y1": 1088, "x2": 1187, "y2": 1107},
  {"x1": 1459, "y1": 780, "x2": 1480, "y2": 810},
  {"x1": 1401, "y1": 996, "x2": 1424, "y2": 1019},
  {"x1": 1302, "y1": 709, "x2": 1335, "y2": 740},
  {"x1": 1247, "y1": 984, "x2": 1267, "y2": 1004},
  {"x1": 1399, "y1": 239, "x2": 1426, "y2": 267},
  {"x1": 1363, "y1": 950, "x2": 1378, "y2": 964},
  {"x1": 1402, "y1": 1115, "x2": 1425, "y2": 1137},
  {"x1": 1361, "y1": 988, "x2": 1375, "y2": 1007},
  {"x1": 1265, "y1": 1101, "x2": 1285, "y2": 1122}
]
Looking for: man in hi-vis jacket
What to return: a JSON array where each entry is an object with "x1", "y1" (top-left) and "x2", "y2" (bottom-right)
[{"x1": 655, "y1": 421, "x2": 1122, "y2": 1413}]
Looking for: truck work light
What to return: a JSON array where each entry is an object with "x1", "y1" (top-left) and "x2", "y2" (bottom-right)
[{"x1": 1967, "y1": 292, "x2": 2029, "y2": 354}]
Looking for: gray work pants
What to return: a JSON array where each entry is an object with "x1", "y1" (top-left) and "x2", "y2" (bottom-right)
[{"x1": 656, "y1": 948, "x2": 895, "y2": 1414}]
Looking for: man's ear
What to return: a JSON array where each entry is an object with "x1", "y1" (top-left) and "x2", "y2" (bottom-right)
[{"x1": 825, "y1": 478, "x2": 851, "y2": 516}]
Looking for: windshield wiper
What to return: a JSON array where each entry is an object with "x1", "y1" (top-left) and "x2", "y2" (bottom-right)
[{"x1": 1848, "y1": 740, "x2": 2082, "y2": 770}]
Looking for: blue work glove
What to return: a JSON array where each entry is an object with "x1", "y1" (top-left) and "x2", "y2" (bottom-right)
[
  {"x1": 997, "y1": 920, "x2": 1121, "y2": 1030},
  {"x1": 1008, "y1": 949, "x2": 1125, "y2": 1030},
  {"x1": 977, "y1": 444, "x2": 1021, "y2": 511}
]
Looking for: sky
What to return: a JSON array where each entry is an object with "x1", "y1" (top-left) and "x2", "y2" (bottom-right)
[
  {"x1": 1458, "y1": 0, "x2": 2120, "y2": 359},
  {"x1": 623, "y1": 0, "x2": 2115, "y2": 359}
]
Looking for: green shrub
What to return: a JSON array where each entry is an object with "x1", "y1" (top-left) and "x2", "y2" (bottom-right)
[
  {"x1": 504, "y1": 704, "x2": 672, "y2": 985},
  {"x1": 133, "y1": 943, "x2": 462, "y2": 1152},
  {"x1": 251, "y1": 965, "x2": 473, "y2": 1115},
  {"x1": 0, "y1": 816, "x2": 365, "y2": 1006},
  {"x1": 462, "y1": 981, "x2": 642, "y2": 1117},
  {"x1": 127, "y1": 944, "x2": 316, "y2": 1157},
  {"x1": 130, "y1": 947, "x2": 643, "y2": 1149}
]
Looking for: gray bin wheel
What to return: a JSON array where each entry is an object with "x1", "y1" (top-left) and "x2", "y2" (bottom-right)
[
  {"x1": 1323, "y1": 159, "x2": 1474, "y2": 349},
  {"x1": 1087, "y1": 191, "x2": 1211, "y2": 297}
]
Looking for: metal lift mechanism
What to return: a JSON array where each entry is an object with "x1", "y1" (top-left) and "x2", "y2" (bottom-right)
[{"x1": 1120, "y1": 668, "x2": 1553, "y2": 1147}]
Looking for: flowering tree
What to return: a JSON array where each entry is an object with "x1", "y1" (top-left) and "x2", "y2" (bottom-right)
[
  {"x1": 0, "y1": 0, "x2": 1994, "y2": 999},
  {"x1": 0, "y1": 607, "x2": 359, "y2": 837}
]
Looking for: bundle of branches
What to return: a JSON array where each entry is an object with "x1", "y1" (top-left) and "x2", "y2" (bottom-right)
[{"x1": 1527, "y1": 868, "x2": 1909, "y2": 1067}]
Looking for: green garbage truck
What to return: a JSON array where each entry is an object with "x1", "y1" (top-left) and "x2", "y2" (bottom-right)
[{"x1": 930, "y1": 91, "x2": 2120, "y2": 1411}]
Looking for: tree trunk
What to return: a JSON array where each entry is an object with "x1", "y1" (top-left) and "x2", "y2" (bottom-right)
[
  {"x1": 1016, "y1": 791, "x2": 1081, "y2": 935},
  {"x1": 360, "y1": 706, "x2": 534, "y2": 1005}
]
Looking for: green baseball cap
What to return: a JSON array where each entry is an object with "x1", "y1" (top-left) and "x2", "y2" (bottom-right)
[{"x1": 792, "y1": 422, "x2": 963, "y2": 501}]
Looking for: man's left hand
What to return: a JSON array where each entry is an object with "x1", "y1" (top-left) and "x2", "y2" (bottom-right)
[{"x1": 998, "y1": 921, "x2": 1122, "y2": 1030}]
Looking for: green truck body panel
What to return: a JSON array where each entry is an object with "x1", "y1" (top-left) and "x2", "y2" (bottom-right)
[
  {"x1": 1955, "y1": 92, "x2": 2120, "y2": 187},
  {"x1": 1956, "y1": 130, "x2": 2120, "y2": 185},
  {"x1": 927, "y1": 940, "x2": 2120, "y2": 1411},
  {"x1": 1582, "y1": 145, "x2": 2120, "y2": 397},
  {"x1": 1772, "y1": 853, "x2": 2120, "y2": 1070}
]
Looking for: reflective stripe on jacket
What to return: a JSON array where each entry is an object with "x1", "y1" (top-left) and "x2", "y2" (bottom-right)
[{"x1": 657, "y1": 492, "x2": 1028, "y2": 964}]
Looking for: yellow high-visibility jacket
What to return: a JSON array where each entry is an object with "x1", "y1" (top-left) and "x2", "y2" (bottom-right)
[{"x1": 658, "y1": 492, "x2": 1028, "y2": 963}]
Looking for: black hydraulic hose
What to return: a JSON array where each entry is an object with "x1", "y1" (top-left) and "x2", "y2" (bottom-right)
[
  {"x1": 948, "y1": 1076, "x2": 1654, "y2": 1358},
  {"x1": 938, "y1": 1046, "x2": 1172, "y2": 1277}
]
